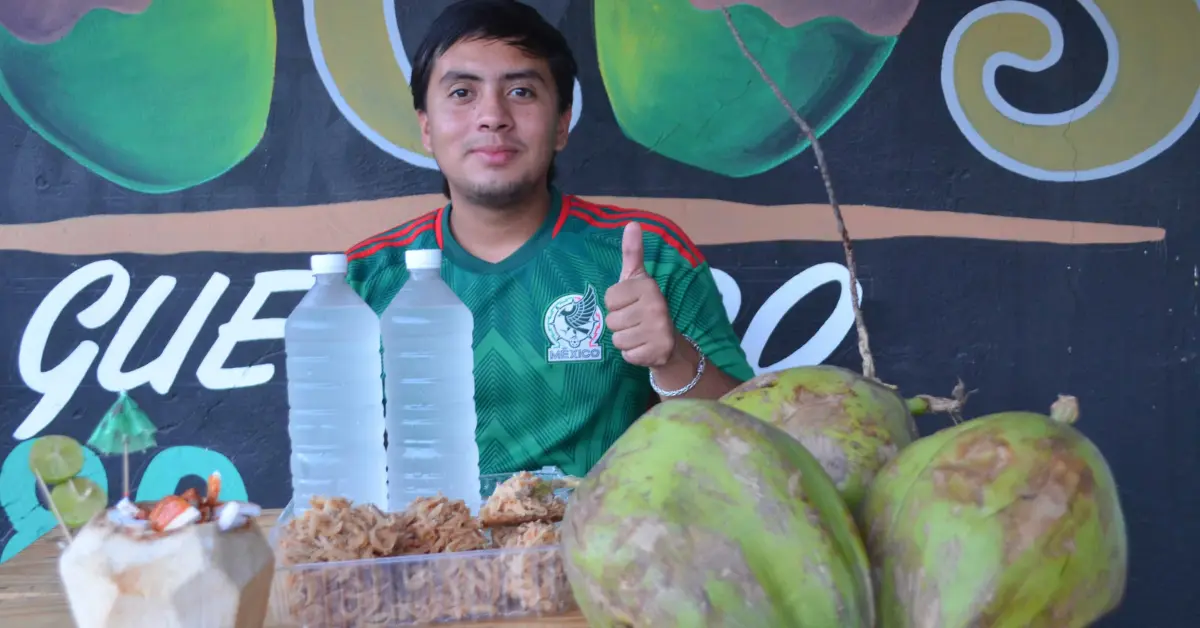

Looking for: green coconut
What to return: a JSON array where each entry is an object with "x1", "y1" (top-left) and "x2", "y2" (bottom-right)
[
  {"x1": 561, "y1": 399, "x2": 874, "y2": 628},
  {"x1": 719, "y1": 364, "x2": 921, "y2": 513},
  {"x1": 861, "y1": 395, "x2": 1128, "y2": 628}
]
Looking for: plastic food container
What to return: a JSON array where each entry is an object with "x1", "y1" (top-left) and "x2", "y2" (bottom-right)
[{"x1": 267, "y1": 467, "x2": 578, "y2": 626}]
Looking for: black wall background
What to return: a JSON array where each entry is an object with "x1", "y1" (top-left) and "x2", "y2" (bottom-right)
[{"x1": 1, "y1": 1, "x2": 1196, "y2": 624}]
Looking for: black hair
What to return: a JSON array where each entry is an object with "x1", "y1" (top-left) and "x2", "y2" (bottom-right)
[{"x1": 410, "y1": 0, "x2": 578, "y2": 198}]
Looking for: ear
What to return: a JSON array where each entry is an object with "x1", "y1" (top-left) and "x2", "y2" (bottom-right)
[
  {"x1": 418, "y1": 110, "x2": 433, "y2": 153},
  {"x1": 554, "y1": 106, "x2": 571, "y2": 152}
]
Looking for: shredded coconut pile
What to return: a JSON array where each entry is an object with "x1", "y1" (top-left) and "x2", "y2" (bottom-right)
[
  {"x1": 478, "y1": 471, "x2": 571, "y2": 527},
  {"x1": 277, "y1": 496, "x2": 415, "y2": 564},
  {"x1": 405, "y1": 495, "x2": 489, "y2": 554},
  {"x1": 273, "y1": 487, "x2": 576, "y2": 626},
  {"x1": 491, "y1": 520, "x2": 561, "y2": 549}
]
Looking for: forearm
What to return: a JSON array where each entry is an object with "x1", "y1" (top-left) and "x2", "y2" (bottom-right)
[{"x1": 649, "y1": 332, "x2": 743, "y2": 401}]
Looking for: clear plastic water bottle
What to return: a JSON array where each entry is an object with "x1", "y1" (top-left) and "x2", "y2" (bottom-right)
[
  {"x1": 283, "y1": 253, "x2": 387, "y2": 516},
  {"x1": 382, "y1": 249, "x2": 481, "y2": 513}
]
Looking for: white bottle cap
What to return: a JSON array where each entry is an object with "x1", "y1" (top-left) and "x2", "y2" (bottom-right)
[
  {"x1": 405, "y1": 249, "x2": 442, "y2": 270},
  {"x1": 310, "y1": 253, "x2": 348, "y2": 274}
]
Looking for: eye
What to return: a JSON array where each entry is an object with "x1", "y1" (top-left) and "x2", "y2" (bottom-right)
[
  {"x1": 510, "y1": 87, "x2": 534, "y2": 98},
  {"x1": 449, "y1": 88, "x2": 470, "y2": 98}
]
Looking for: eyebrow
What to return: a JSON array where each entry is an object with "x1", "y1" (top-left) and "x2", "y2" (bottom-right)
[{"x1": 438, "y1": 69, "x2": 545, "y2": 85}]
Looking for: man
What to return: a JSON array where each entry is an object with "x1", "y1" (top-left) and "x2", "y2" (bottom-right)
[{"x1": 346, "y1": 0, "x2": 754, "y2": 477}]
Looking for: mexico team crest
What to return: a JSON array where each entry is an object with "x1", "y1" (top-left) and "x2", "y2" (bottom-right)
[{"x1": 544, "y1": 285, "x2": 605, "y2": 363}]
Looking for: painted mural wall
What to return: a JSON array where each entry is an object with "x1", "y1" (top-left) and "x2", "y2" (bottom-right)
[{"x1": 1, "y1": 1, "x2": 1197, "y2": 624}]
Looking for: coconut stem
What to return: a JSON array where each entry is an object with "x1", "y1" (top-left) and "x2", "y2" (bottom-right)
[
  {"x1": 1050, "y1": 395, "x2": 1080, "y2": 424},
  {"x1": 719, "y1": 6, "x2": 875, "y2": 382},
  {"x1": 907, "y1": 379, "x2": 975, "y2": 424}
]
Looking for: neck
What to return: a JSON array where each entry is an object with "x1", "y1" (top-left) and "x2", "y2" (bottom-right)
[{"x1": 448, "y1": 185, "x2": 552, "y2": 263}]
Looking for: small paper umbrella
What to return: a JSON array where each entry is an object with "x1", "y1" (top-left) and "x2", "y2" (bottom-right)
[{"x1": 87, "y1": 391, "x2": 158, "y2": 497}]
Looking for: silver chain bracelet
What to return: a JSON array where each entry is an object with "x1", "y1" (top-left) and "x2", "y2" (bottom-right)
[{"x1": 649, "y1": 334, "x2": 706, "y2": 397}]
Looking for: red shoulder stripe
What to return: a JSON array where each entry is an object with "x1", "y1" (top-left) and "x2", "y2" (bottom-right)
[
  {"x1": 348, "y1": 221, "x2": 437, "y2": 262},
  {"x1": 569, "y1": 197, "x2": 704, "y2": 261},
  {"x1": 347, "y1": 211, "x2": 437, "y2": 257},
  {"x1": 549, "y1": 193, "x2": 571, "y2": 238},
  {"x1": 566, "y1": 206, "x2": 701, "y2": 267},
  {"x1": 434, "y1": 206, "x2": 445, "y2": 249},
  {"x1": 595, "y1": 205, "x2": 703, "y2": 262},
  {"x1": 567, "y1": 198, "x2": 705, "y2": 266}
]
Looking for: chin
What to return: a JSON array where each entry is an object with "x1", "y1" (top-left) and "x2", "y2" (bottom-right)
[{"x1": 459, "y1": 178, "x2": 538, "y2": 207}]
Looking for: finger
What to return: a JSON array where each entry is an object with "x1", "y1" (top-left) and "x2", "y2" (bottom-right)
[
  {"x1": 620, "y1": 221, "x2": 648, "y2": 281},
  {"x1": 610, "y1": 329, "x2": 645, "y2": 352},
  {"x1": 604, "y1": 306, "x2": 639, "y2": 333},
  {"x1": 604, "y1": 282, "x2": 641, "y2": 312},
  {"x1": 621, "y1": 345, "x2": 660, "y2": 368},
  {"x1": 627, "y1": 339, "x2": 675, "y2": 368}
]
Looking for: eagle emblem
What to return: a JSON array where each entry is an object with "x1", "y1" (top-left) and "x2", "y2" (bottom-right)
[{"x1": 543, "y1": 285, "x2": 605, "y2": 363}]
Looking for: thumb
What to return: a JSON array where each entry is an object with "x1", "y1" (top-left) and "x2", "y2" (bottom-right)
[{"x1": 620, "y1": 221, "x2": 648, "y2": 281}]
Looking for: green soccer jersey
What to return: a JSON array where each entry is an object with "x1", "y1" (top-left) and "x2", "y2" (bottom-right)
[{"x1": 345, "y1": 187, "x2": 754, "y2": 477}]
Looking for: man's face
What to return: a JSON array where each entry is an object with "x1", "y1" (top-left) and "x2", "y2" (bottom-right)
[{"x1": 419, "y1": 37, "x2": 571, "y2": 208}]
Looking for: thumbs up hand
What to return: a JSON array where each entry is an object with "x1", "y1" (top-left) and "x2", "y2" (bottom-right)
[
  {"x1": 618, "y1": 221, "x2": 650, "y2": 281},
  {"x1": 605, "y1": 222, "x2": 679, "y2": 368}
]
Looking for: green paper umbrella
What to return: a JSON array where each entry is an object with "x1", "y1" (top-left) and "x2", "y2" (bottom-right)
[
  {"x1": 87, "y1": 391, "x2": 157, "y2": 498},
  {"x1": 87, "y1": 391, "x2": 157, "y2": 455}
]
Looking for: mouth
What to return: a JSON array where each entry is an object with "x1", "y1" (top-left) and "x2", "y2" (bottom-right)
[{"x1": 469, "y1": 145, "x2": 519, "y2": 165}]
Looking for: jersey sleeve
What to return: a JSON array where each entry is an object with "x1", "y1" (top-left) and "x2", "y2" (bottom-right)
[
  {"x1": 344, "y1": 210, "x2": 439, "y2": 313},
  {"x1": 344, "y1": 254, "x2": 387, "y2": 314},
  {"x1": 345, "y1": 256, "x2": 371, "y2": 301},
  {"x1": 344, "y1": 249, "x2": 408, "y2": 315},
  {"x1": 659, "y1": 259, "x2": 756, "y2": 383}
]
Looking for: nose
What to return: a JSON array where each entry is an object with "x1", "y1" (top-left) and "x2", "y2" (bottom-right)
[{"x1": 476, "y1": 88, "x2": 513, "y2": 132}]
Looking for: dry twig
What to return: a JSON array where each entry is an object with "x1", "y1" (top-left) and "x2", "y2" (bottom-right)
[
  {"x1": 719, "y1": 6, "x2": 874, "y2": 381},
  {"x1": 719, "y1": 6, "x2": 969, "y2": 417}
]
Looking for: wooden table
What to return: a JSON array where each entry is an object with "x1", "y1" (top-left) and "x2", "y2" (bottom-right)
[{"x1": 0, "y1": 508, "x2": 588, "y2": 627}]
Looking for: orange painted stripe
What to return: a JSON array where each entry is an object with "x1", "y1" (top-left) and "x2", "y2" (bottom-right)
[{"x1": 0, "y1": 195, "x2": 1167, "y2": 256}]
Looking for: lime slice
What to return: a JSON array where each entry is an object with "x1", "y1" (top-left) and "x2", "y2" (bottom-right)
[
  {"x1": 51, "y1": 477, "x2": 109, "y2": 528},
  {"x1": 28, "y1": 435, "x2": 85, "y2": 485}
]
